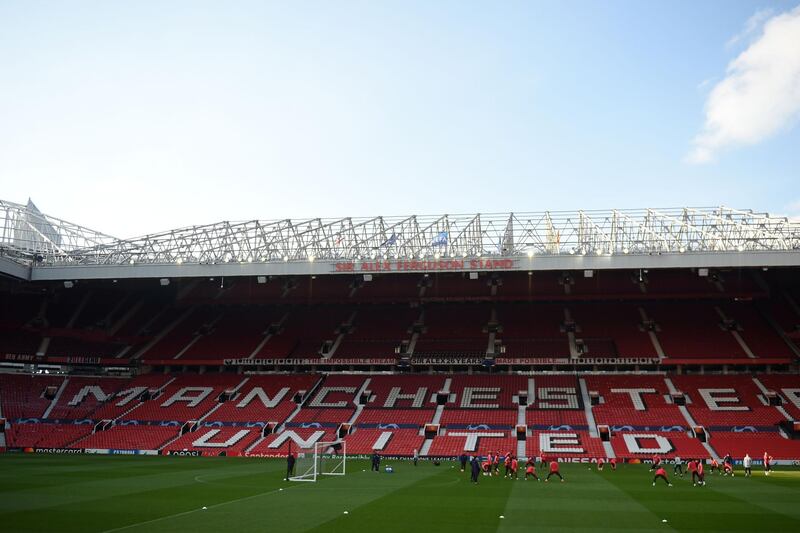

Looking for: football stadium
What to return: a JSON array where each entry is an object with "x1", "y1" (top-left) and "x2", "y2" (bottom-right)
[{"x1": 2, "y1": 201, "x2": 800, "y2": 532}]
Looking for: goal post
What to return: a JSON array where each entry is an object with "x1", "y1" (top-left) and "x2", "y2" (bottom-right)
[
  {"x1": 318, "y1": 440, "x2": 346, "y2": 477},
  {"x1": 288, "y1": 447, "x2": 317, "y2": 482},
  {"x1": 288, "y1": 440, "x2": 346, "y2": 482}
]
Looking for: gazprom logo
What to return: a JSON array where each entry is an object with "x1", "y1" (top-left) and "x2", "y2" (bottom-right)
[
  {"x1": 732, "y1": 426, "x2": 757, "y2": 433},
  {"x1": 300, "y1": 422, "x2": 322, "y2": 429},
  {"x1": 659, "y1": 426, "x2": 684, "y2": 432},
  {"x1": 467, "y1": 424, "x2": 490, "y2": 431},
  {"x1": 377, "y1": 423, "x2": 399, "y2": 429},
  {"x1": 245, "y1": 421, "x2": 266, "y2": 428},
  {"x1": 549, "y1": 425, "x2": 574, "y2": 431}
]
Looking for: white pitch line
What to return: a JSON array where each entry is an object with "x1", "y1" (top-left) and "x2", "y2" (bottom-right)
[{"x1": 100, "y1": 485, "x2": 297, "y2": 533}]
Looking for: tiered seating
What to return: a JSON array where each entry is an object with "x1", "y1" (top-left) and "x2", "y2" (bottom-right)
[
  {"x1": 90, "y1": 374, "x2": 175, "y2": 420},
  {"x1": 0, "y1": 374, "x2": 64, "y2": 420},
  {"x1": 2, "y1": 370, "x2": 800, "y2": 458},
  {"x1": 448, "y1": 375, "x2": 527, "y2": 410},
  {"x1": 440, "y1": 409, "x2": 516, "y2": 427},
  {"x1": 248, "y1": 427, "x2": 338, "y2": 454},
  {"x1": 647, "y1": 302, "x2": 748, "y2": 359},
  {"x1": 162, "y1": 426, "x2": 263, "y2": 455},
  {"x1": 525, "y1": 430, "x2": 606, "y2": 459},
  {"x1": 755, "y1": 375, "x2": 800, "y2": 419},
  {"x1": 46, "y1": 376, "x2": 131, "y2": 420},
  {"x1": 526, "y1": 375, "x2": 586, "y2": 428},
  {"x1": 287, "y1": 375, "x2": 367, "y2": 426},
  {"x1": 6, "y1": 422, "x2": 93, "y2": 448},
  {"x1": 333, "y1": 306, "x2": 417, "y2": 358},
  {"x1": 357, "y1": 374, "x2": 443, "y2": 426},
  {"x1": 252, "y1": 306, "x2": 353, "y2": 359},
  {"x1": 73, "y1": 425, "x2": 178, "y2": 450},
  {"x1": 344, "y1": 428, "x2": 424, "y2": 455},
  {"x1": 569, "y1": 304, "x2": 656, "y2": 358},
  {"x1": 610, "y1": 431, "x2": 709, "y2": 460},
  {"x1": 357, "y1": 409, "x2": 433, "y2": 425},
  {"x1": 708, "y1": 432, "x2": 800, "y2": 460},
  {"x1": 119, "y1": 374, "x2": 245, "y2": 422},
  {"x1": 584, "y1": 375, "x2": 686, "y2": 428},
  {"x1": 671, "y1": 375, "x2": 785, "y2": 429},
  {"x1": 427, "y1": 432, "x2": 518, "y2": 457},
  {"x1": 719, "y1": 302, "x2": 794, "y2": 359},
  {"x1": 144, "y1": 306, "x2": 221, "y2": 359},
  {"x1": 495, "y1": 303, "x2": 570, "y2": 357},
  {"x1": 413, "y1": 303, "x2": 490, "y2": 355},
  {"x1": 207, "y1": 374, "x2": 319, "y2": 424},
  {"x1": 181, "y1": 306, "x2": 285, "y2": 359}
]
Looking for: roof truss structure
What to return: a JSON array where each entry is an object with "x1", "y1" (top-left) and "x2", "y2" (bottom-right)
[{"x1": 1, "y1": 201, "x2": 799, "y2": 280}]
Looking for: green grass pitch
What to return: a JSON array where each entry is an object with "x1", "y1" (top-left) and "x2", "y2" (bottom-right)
[{"x1": 2, "y1": 455, "x2": 800, "y2": 532}]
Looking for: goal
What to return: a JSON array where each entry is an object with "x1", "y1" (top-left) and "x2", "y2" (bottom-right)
[{"x1": 288, "y1": 441, "x2": 346, "y2": 482}]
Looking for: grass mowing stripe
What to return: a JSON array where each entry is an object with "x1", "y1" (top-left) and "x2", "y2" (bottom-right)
[
  {"x1": 4, "y1": 456, "x2": 800, "y2": 532},
  {"x1": 496, "y1": 465, "x2": 676, "y2": 533},
  {"x1": 99, "y1": 484, "x2": 300, "y2": 533},
  {"x1": 138, "y1": 460, "x2": 447, "y2": 533},
  {"x1": 600, "y1": 465, "x2": 800, "y2": 532},
  {"x1": 0, "y1": 461, "x2": 282, "y2": 513},
  {"x1": 305, "y1": 462, "x2": 514, "y2": 533},
  {"x1": 698, "y1": 471, "x2": 800, "y2": 522}
]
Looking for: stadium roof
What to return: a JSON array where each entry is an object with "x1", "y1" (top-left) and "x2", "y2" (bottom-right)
[{"x1": 2, "y1": 199, "x2": 800, "y2": 281}]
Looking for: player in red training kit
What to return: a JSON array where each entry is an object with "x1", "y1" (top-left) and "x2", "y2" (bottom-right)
[
  {"x1": 650, "y1": 454, "x2": 661, "y2": 472},
  {"x1": 652, "y1": 465, "x2": 672, "y2": 487},
  {"x1": 609, "y1": 457, "x2": 617, "y2": 471},
  {"x1": 525, "y1": 457, "x2": 540, "y2": 481},
  {"x1": 545, "y1": 460, "x2": 564, "y2": 482},
  {"x1": 481, "y1": 457, "x2": 492, "y2": 475},
  {"x1": 597, "y1": 457, "x2": 605, "y2": 471},
  {"x1": 510, "y1": 456, "x2": 519, "y2": 479},
  {"x1": 694, "y1": 460, "x2": 706, "y2": 486},
  {"x1": 763, "y1": 452, "x2": 772, "y2": 476}
]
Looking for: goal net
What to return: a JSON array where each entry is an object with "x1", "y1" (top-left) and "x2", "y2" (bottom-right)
[{"x1": 288, "y1": 441, "x2": 346, "y2": 482}]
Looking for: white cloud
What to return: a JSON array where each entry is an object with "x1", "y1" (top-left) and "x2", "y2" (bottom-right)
[
  {"x1": 687, "y1": 5, "x2": 800, "y2": 164},
  {"x1": 726, "y1": 8, "x2": 774, "y2": 48}
]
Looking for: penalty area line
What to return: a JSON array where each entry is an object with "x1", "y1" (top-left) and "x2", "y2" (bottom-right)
[{"x1": 100, "y1": 485, "x2": 298, "y2": 533}]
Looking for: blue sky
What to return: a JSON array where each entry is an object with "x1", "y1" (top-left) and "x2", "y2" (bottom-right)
[{"x1": 1, "y1": 1, "x2": 799, "y2": 238}]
